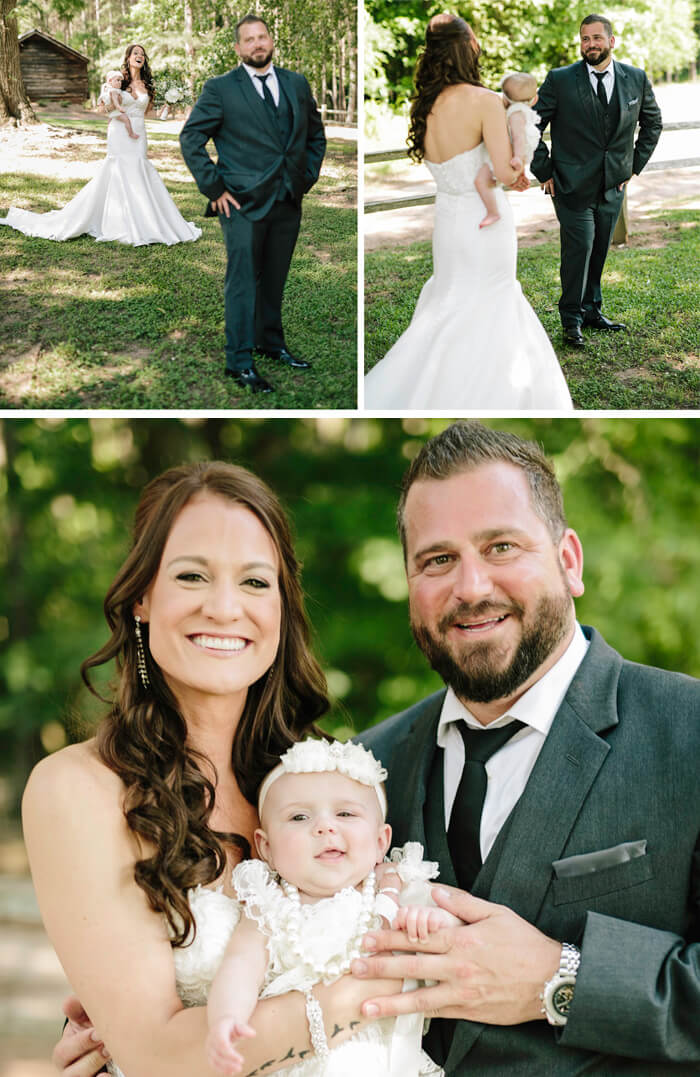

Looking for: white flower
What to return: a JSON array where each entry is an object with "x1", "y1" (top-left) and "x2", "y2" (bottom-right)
[
  {"x1": 279, "y1": 738, "x2": 388, "y2": 787},
  {"x1": 389, "y1": 842, "x2": 440, "y2": 884},
  {"x1": 165, "y1": 86, "x2": 182, "y2": 104}
]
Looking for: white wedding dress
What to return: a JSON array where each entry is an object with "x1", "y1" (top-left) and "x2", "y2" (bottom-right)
[
  {"x1": 0, "y1": 93, "x2": 201, "y2": 246},
  {"x1": 107, "y1": 845, "x2": 442, "y2": 1077},
  {"x1": 364, "y1": 143, "x2": 573, "y2": 410}
]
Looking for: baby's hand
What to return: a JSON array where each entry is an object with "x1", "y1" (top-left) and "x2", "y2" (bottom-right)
[
  {"x1": 206, "y1": 1017, "x2": 256, "y2": 1076},
  {"x1": 510, "y1": 155, "x2": 524, "y2": 172},
  {"x1": 394, "y1": 904, "x2": 455, "y2": 943}
]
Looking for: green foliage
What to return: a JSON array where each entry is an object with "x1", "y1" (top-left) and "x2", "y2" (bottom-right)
[
  {"x1": 1, "y1": 418, "x2": 699, "y2": 821},
  {"x1": 366, "y1": 0, "x2": 700, "y2": 109},
  {"x1": 365, "y1": 210, "x2": 700, "y2": 410}
]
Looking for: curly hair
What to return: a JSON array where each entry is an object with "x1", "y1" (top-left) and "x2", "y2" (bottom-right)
[
  {"x1": 121, "y1": 43, "x2": 156, "y2": 103},
  {"x1": 407, "y1": 17, "x2": 483, "y2": 163},
  {"x1": 82, "y1": 462, "x2": 329, "y2": 946}
]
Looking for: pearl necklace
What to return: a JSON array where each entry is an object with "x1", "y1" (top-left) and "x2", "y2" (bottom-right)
[{"x1": 280, "y1": 869, "x2": 377, "y2": 980}]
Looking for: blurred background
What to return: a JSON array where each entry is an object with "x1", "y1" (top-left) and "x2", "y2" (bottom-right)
[{"x1": 1, "y1": 415, "x2": 698, "y2": 1076}]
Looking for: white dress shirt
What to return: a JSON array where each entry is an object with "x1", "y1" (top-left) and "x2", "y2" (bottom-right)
[
  {"x1": 436, "y1": 624, "x2": 589, "y2": 859},
  {"x1": 587, "y1": 60, "x2": 615, "y2": 103},
  {"x1": 242, "y1": 62, "x2": 280, "y2": 107}
]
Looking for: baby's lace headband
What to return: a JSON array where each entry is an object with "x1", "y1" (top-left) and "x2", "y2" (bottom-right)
[
  {"x1": 104, "y1": 70, "x2": 123, "y2": 83},
  {"x1": 257, "y1": 738, "x2": 388, "y2": 818}
]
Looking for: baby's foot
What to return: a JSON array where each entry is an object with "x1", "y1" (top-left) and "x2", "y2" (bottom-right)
[
  {"x1": 479, "y1": 213, "x2": 500, "y2": 228},
  {"x1": 128, "y1": 130, "x2": 139, "y2": 139}
]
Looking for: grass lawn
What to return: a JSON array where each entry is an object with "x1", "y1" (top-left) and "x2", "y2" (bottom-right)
[
  {"x1": 0, "y1": 124, "x2": 357, "y2": 410},
  {"x1": 365, "y1": 209, "x2": 700, "y2": 410}
]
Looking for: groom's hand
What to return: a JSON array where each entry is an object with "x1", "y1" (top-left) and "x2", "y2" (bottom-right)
[
  {"x1": 351, "y1": 885, "x2": 561, "y2": 1026},
  {"x1": 211, "y1": 190, "x2": 241, "y2": 217},
  {"x1": 542, "y1": 178, "x2": 555, "y2": 196}
]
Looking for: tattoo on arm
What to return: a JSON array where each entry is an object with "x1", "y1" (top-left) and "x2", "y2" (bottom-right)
[{"x1": 242, "y1": 1022, "x2": 352, "y2": 1075}]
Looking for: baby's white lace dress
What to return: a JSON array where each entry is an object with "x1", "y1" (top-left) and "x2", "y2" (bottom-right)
[
  {"x1": 231, "y1": 843, "x2": 444, "y2": 1076},
  {"x1": 505, "y1": 101, "x2": 541, "y2": 166}
]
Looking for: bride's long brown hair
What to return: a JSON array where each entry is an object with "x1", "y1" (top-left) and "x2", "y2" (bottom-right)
[
  {"x1": 407, "y1": 17, "x2": 483, "y2": 163},
  {"x1": 82, "y1": 462, "x2": 329, "y2": 945}
]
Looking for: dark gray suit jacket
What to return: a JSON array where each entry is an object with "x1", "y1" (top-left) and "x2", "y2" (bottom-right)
[
  {"x1": 531, "y1": 60, "x2": 662, "y2": 208},
  {"x1": 179, "y1": 65, "x2": 326, "y2": 221},
  {"x1": 361, "y1": 627, "x2": 700, "y2": 1073}
]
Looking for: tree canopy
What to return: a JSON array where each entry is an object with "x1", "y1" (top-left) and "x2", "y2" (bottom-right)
[
  {"x1": 1, "y1": 417, "x2": 698, "y2": 822},
  {"x1": 365, "y1": 0, "x2": 699, "y2": 112},
  {"x1": 14, "y1": 0, "x2": 356, "y2": 118}
]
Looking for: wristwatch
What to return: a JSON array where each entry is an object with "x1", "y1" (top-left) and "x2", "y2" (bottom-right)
[{"x1": 540, "y1": 942, "x2": 581, "y2": 1026}]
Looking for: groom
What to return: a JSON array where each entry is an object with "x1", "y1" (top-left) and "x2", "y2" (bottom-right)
[
  {"x1": 357, "y1": 420, "x2": 700, "y2": 1073},
  {"x1": 180, "y1": 14, "x2": 326, "y2": 392},
  {"x1": 531, "y1": 14, "x2": 662, "y2": 347}
]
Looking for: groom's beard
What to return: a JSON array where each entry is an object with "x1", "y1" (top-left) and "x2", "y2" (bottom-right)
[
  {"x1": 242, "y1": 49, "x2": 274, "y2": 69},
  {"x1": 410, "y1": 590, "x2": 573, "y2": 704},
  {"x1": 581, "y1": 45, "x2": 611, "y2": 66}
]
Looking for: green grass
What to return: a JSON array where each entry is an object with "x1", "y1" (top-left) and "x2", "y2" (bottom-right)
[
  {"x1": 365, "y1": 210, "x2": 700, "y2": 410},
  {"x1": 0, "y1": 136, "x2": 357, "y2": 410}
]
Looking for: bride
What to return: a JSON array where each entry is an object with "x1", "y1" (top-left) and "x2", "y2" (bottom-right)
[
  {"x1": 23, "y1": 461, "x2": 396, "y2": 1077},
  {"x1": 0, "y1": 44, "x2": 201, "y2": 246},
  {"x1": 364, "y1": 15, "x2": 573, "y2": 410}
]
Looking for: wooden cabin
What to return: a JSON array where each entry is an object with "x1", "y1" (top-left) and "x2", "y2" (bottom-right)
[{"x1": 19, "y1": 29, "x2": 89, "y2": 103}]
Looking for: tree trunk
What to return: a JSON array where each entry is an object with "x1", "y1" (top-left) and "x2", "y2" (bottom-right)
[
  {"x1": 184, "y1": 0, "x2": 195, "y2": 100},
  {"x1": 0, "y1": 0, "x2": 38, "y2": 125},
  {"x1": 345, "y1": 28, "x2": 355, "y2": 123}
]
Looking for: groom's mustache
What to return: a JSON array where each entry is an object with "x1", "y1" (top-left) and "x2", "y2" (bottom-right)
[{"x1": 436, "y1": 600, "x2": 524, "y2": 634}]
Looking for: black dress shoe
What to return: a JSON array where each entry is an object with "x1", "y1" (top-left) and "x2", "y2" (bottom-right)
[
  {"x1": 224, "y1": 365, "x2": 274, "y2": 393},
  {"x1": 582, "y1": 314, "x2": 627, "y2": 331},
  {"x1": 562, "y1": 326, "x2": 584, "y2": 346},
  {"x1": 257, "y1": 347, "x2": 311, "y2": 370}
]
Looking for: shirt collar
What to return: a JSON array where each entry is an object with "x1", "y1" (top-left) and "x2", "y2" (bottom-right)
[
  {"x1": 587, "y1": 60, "x2": 614, "y2": 80},
  {"x1": 437, "y1": 622, "x2": 589, "y2": 742},
  {"x1": 242, "y1": 62, "x2": 277, "y2": 82}
]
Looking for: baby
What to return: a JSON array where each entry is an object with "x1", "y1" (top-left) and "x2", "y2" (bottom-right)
[
  {"x1": 475, "y1": 71, "x2": 540, "y2": 227},
  {"x1": 99, "y1": 71, "x2": 139, "y2": 140},
  {"x1": 206, "y1": 739, "x2": 457, "y2": 1076}
]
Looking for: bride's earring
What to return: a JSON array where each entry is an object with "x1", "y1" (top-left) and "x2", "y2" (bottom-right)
[{"x1": 134, "y1": 615, "x2": 150, "y2": 689}]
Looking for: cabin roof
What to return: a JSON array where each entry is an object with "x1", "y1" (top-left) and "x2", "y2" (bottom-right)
[{"x1": 19, "y1": 29, "x2": 90, "y2": 64}]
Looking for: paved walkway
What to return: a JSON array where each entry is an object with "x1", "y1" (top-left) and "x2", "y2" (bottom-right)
[{"x1": 365, "y1": 83, "x2": 700, "y2": 249}]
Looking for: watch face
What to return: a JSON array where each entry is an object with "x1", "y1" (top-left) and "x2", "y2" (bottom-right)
[{"x1": 553, "y1": 982, "x2": 575, "y2": 1016}]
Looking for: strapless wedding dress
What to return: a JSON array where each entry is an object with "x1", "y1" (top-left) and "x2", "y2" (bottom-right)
[
  {"x1": 364, "y1": 143, "x2": 573, "y2": 409},
  {"x1": 0, "y1": 93, "x2": 201, "y2": 246}
]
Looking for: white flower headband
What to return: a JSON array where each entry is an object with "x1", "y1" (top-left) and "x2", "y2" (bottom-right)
[
  {"x1": 257, "y1": 738, "x2": 388, "y2": 818},
  {"x1": 104, "y1": 70, "x2": 123, "y2": 83}
]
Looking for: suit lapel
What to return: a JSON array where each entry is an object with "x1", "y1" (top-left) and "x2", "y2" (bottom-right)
[
  {"x1": 232, "y1": 65, "x2": 282, "y2": 145},
  {"x1": 385, "y1": 693, "x2": 444, "y2": 850},
  {"x1": 446, "y1": 628, "x2": 622, "y2": 1069},
  {"x1": 276, "y1": 68, "x2": 299, "y2": 143},
  {"x1": 576, "y1": 59, "x2": 606, "y2": 140},
  {"x1": 611, "y1": 60, "x2": 628, "y2": 133}
]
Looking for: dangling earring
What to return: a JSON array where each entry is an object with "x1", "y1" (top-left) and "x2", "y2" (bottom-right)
[{"x1": 134, "y1": 615, "x2": 150, "y2": 689}]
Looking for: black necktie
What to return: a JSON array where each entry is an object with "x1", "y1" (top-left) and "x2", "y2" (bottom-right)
[
  {"x1": 255, "y1": 73, "x2": 277, "y2": 112},
  {"x1": 447, "y1": 719, "x2": 525, "y2": 890},
  {"x1": 594, "y1": 71, "x2": 608, "y2": 109}
]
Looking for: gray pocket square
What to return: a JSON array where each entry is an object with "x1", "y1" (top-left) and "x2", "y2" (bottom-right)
[{"x1": 552, "y1": 839, "x2": 647, "y2": 878}]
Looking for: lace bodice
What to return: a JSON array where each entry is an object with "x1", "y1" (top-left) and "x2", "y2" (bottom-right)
[
  {"x1": 424, "y1": 143, "x2": 489, "y2": 194},
  {"x1": 172, "y1": 885, "x2": 241, "y2": 1005}
]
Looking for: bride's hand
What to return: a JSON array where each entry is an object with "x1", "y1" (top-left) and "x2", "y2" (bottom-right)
[
  {"x1": 508, "y1": 170, "x2": 530, "y2": 193},
  {"x1": 52, "y1": 996, "x2": 110, "y2": 1077}
]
